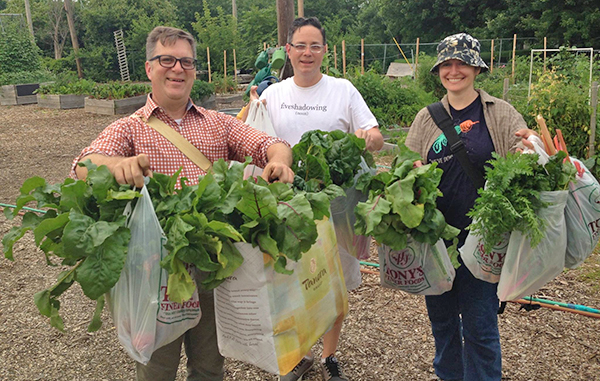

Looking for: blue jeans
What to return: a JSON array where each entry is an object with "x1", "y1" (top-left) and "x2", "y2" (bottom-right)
[{"x1": 425, "y1": 261, "x2": 501, "y2": 381}]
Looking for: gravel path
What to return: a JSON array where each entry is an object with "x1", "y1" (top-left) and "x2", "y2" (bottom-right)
[{"x1": 1, "y1": 103, "x2": 599, "y2": 380}]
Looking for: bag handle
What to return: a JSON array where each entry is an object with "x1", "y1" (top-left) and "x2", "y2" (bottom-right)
[
  {"x1": 426, "y1": 102, "x2": 485, "y2": 189},
  {"x1": 131, "y1": 114, "x2": 212, "y2": 172}
]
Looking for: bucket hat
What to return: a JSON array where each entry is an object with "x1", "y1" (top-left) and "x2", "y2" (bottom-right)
[{"x1": 430, "y1": 33, "x2": 489, "y2": 73}]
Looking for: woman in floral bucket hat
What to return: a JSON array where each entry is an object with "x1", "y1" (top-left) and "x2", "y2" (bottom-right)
[{"x1": 405, "y1": 33, "x2": 537, "y2": 381}]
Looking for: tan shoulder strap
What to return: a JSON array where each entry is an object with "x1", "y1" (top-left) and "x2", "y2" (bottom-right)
[{"x1": 131, "y1": 114, "x2": 212, "y2": 172}]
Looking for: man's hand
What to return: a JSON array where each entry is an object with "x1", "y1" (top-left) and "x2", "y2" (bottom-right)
[
  {"x1": 355, "y1": 127, "x2": 384, "y2": 152},
  {"x1": 112, "y1": 154, "x2": 152, "y2": 188},
  {"x1": 75, "y1": 153, "x2": 152, "y2": 188},
  {"x1": 263, "y1": 142, "x2": 294, "y2": 183},
  {"x1": 261, "y1": 161, "x2": 295, "y2": 183}
]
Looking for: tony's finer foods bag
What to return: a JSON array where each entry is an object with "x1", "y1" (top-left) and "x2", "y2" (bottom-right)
[{"x1": 378, "y1": 237, "x2": 455, "y2": 295}]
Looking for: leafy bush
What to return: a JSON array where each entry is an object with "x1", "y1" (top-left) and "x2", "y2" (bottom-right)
[
  {"x1": 88, "y1": 82, "x2": 151, "y2": 100},
  {"x1": 0, "y1": 70, "x2": 56, "y2": 86},
  {"x1": 350, "y1": 69, "x2": 437, "y2": 127},
  {"x1": 211, "y1": 73, "x2": 237, "y2": 94},
  {"x1": 0, "y1": 30, "x2": 43, "y2": 75},
  {"x1": 37, "y1": 78, "x2": 97, "y2": 95},
  {"x1": 415, "y1": 53, "x2": 445, "y2": 99},
  {"x1": 190, "y1": 80, "x2": 215, "y2": 101}
]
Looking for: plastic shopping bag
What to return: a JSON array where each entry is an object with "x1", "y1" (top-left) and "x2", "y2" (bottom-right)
[
  {"x1": 244, "y1": 100, "x2": 277, "y2": 179},
  {"x1": 564, "y1": 157, "x2": 600, "y2": 268},
  {"x1": 497, "y1": 190, "x2": 568, "y2": 301},
  {"x1": 108, "y1": 185, "x2": 201, "y2": 365},
  {"x1": 378, "y1": 237, "x2": 455, "y2": 295},
  {"x1": 330, "y1": 157, "x2": 376, "y2": 260},
  {"x1": 214, "y1": 217, "x2": 348, "y2": 375},
  {"x1": 460, "y1": 230, "x2": 511, "y2": 283}
]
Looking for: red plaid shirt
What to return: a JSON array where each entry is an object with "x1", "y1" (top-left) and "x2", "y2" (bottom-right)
[{"x1": 71, "y1": 95, "x2": 288, "y2": 186}]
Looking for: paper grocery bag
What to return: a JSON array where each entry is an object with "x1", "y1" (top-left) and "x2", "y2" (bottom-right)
[{"x1": 214, "y1": 217, "x2": 348, "y2": 375}]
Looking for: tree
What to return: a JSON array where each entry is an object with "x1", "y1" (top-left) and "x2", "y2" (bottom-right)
[
  {"x1": 237, "y1": 5, "x2": 278, "y2": 69},
  {"x1": 192, "y1": 0, "x2": 240, "y2": 74}
]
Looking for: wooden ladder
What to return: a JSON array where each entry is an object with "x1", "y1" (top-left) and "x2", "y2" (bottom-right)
[{"x1": 113, "y1": 29, "x2": 130, "y2": 82}]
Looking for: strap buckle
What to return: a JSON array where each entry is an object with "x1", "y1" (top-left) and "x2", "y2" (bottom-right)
[{"x1": 450, "y1": 139, "x2": 465, "y2": 153}]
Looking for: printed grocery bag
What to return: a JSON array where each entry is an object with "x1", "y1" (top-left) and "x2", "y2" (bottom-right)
[
  {"x1": 108, "y1": 185, "x2": 201, "y2": 365},
  {"x1": 330, "y1": 186, "x2": 372, "y2": 260},
  {"x1": 497, "y1": 190, "x2": 568, "y2": 301},
  {"x1": 378, "y1": 237, "x2": 455, "y2": 295},
  {"x1": 243, "y1": 100, "x2": 277, "y2": 179},
  {"x1": 460, "y1": 230, "x2": 511, "y2": 283},
  {"x1": 214, "y1": 217, "x2": 348, "y2": 375},
  {"x1": 564, "y1": 157, "x2": 600, "y2": 268}
]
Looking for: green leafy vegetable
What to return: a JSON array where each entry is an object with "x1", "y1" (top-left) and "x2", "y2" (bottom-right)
[
  {"x1": 291, "y1": 130, "x2": 376, "y2": 192},
  {"x1": 354, "y1": 144, "x2": 459, "y2": 252},
  {"x1": 467, "y1": 150, "x2": 576, "y2": 253}
]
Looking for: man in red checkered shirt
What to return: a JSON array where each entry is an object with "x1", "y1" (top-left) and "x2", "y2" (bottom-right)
[{"x1": 71, "y1": 26, "x2": 294, "y2": 381}]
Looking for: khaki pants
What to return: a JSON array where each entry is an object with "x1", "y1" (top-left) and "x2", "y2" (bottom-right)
[{"x1": 136, "y1": 290, "x2": 224, "y2": 381}]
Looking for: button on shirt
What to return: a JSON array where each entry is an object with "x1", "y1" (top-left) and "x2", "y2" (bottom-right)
[{"x1": 71, "y1": 95, "x2": 288, "y2": 186}]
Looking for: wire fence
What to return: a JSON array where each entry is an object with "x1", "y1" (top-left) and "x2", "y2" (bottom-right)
[{"x1": 327, "y1": 37, "x2": 542, "y2": 74}]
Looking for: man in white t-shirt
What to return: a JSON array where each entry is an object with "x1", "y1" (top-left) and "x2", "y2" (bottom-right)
[{"x1": 246, "y1": 16, "x2": 383, "y2": 381}]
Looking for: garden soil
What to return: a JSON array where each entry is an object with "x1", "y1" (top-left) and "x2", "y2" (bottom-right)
[{"x1": 1, "y1": 103, "x2": 599, "y2": 381}]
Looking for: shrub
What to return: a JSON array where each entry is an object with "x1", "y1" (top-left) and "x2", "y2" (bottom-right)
[
  {"x1": 190, "y1": 80, "x2": 215, "y2": 101},
  {"x1": 349, "y1": 69, "x2": 437, "y2": 128},
  {"x1": 0, "y1": 30, "x2": 43, "y2": 75},
  {"x1": 0, "y1": 70, "x2": 56, "y2": 86},
  {"x1": 211, "y1": 73, "x2": 237, "y2": 94}
]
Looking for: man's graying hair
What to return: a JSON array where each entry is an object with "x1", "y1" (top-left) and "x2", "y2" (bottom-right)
[
  {"x1": 146, "y1": 26, "x2": 197, "y2": 60},
  {"x1": 287, "y1": 17, "x2": 326, "y2": 45}
]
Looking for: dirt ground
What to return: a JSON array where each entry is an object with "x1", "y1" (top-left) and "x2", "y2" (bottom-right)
[{"x1": 1, "y1": 103, "x2": 599, "y2": 381}]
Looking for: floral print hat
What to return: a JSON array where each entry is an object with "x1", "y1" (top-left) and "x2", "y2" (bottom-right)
[{"x1": 430, "y1": 33, "x2": 489, "y2": 73}]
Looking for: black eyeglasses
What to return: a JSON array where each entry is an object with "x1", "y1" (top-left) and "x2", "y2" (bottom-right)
[
  {"x1": 289, "y1": 43, "x2": 324, "y2": 53},
  {"x1": 149, "y1": 55, "x2": 197, "y2": 70}
]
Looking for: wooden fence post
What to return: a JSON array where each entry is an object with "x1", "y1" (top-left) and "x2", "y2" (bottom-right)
[
  {"x1": 590, "y1": 81, "x2": 598, "y2": 157},
  {"x1": 223, "y1": 50, "x2": 227, "y2": 80},
  {"x1": 207, "y1": 46, "x2": 212, "y2": 83},
  {"x1": 543, "y1": 37, "x2": 547, "y2": 72},
  {"x1": 490, "y1": 39, "x2": 494, "y2": 73},
  {"x1": 334, "y1": 45, "x2": 338, "y2": 70},
  {"x1": 233, "y1": 49, "x2": 237, "y2": 83},
  {"x1": 342, "y1": 40, "x2": 346, "y2": 77},
  {"x1": 415, "y1": 38, "x2": 419, "y2": 80},
  {"x1": 511, "y1": 34, "x2": 517, "y2": 84},
  {"x1": 361, "y1": 39, "x2": 364, "y2": 74}
]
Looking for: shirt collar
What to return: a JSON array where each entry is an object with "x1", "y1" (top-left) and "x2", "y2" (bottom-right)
[{"x1": 138, "y1": 94, "x2": 207, "y2": 121}]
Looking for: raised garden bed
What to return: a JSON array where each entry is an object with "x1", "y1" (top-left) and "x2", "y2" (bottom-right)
[
  {"x1": 195, "y1": 94, "x2": 216, "y2": 110},
  {"x1": 37, "y1": 94, "x2": 86, "y2": 109},
  {"x1": 84, "y1": 94, "x2": 147, "y2": 115},
  {"x1": 1, "y1": 83, "x2": 40, "y2": 106}
]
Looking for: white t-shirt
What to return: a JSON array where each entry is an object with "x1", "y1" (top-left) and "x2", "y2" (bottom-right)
[
  {"x1": 260, "y1": 74, "x2": 376, "y2": 291},
  {"x1": 259, "y1": 74, "x2": 378, "y2": 146}
]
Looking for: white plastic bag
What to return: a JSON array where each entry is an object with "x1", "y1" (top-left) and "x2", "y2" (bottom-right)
[
  {"x1": 378, "y1": 237, "x2": 455, "y2": 295},
  {"x1": 564, "y1": 158, "x2": 600, "y2": 268},
  {"x1": 497, "y1": 190, "x2": 568, "y2": 301},
  {"x1": 244, "y1": 100, "x2": 276, "y2": 179},
  {"x1": 460, "y1": 230, "x2": 510, "y2": 283},
  {"x1": 108, "y1": 185, "x2": 201, "y2": 365},
  {"x1": 214, "y1": 217, "x2": 348, "y2": 375},
  {"x1": 330, "y1": 157, "x2": 376, "y2": 260}
]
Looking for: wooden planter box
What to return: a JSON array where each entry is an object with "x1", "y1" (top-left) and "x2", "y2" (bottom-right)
[
  {"x1": 1, "y1": 83, "x2": 40, "y2": 106},
  {"x1": 84, "y1": 94, "x2": 147, "y2": 115},
  {"x1": 37, "y1": 94, "x2": 86, "y2": 109}
]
